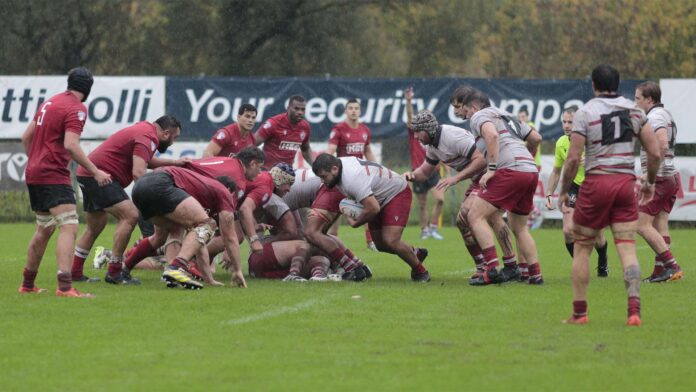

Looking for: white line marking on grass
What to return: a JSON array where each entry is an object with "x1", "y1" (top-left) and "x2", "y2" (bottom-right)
[
  {"x1": 223, "y1": 297, "x2": 330, "y2": 326},
  {"x1": 442, "y1": 270, "x2": 474, "y2": 276}
]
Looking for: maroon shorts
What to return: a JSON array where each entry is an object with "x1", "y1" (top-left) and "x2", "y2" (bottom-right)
[
  {"x1": 248, "y1": 243, "x2": 288, "y2": 279},
  {"x1": 574, "y1": 173, "x2": 637, "y2": 230},
  {"x1": 368, "y1": 187, "x2": 412, "y2": 231},
  {"x1": 639, "y1": 175, "x2": 678, "y2": 216},
  {"x1": 311, "y1": 185, "x2": 343, "y2": 213},
  {"x1": 479, "y1": 169, "x2": 538, "y2": 215},
  {"x1": 465, "y1": 181, "x2": 481, "y2": 198}
]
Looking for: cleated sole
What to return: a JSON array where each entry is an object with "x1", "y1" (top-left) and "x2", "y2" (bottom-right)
[{"x1": 162, "y1": 273, "x2": 203, "y2": 290}]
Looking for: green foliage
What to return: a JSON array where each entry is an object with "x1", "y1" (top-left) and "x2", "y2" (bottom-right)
[
  {"x1": 1, "y1": 224, "x2": 695, "y2": 390},
  {"x1": 1, "y1": 0, "x2": 694, "y2": 78}
]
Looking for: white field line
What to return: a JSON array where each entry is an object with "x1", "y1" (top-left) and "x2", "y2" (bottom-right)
[{"x1": 223, "y1": 297, "x2": 331, "y2": 326}]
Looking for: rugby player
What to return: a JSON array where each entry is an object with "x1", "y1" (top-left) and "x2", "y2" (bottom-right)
[
  {"x1": 559, "y1": 64, "x2": 660, "y2": 326},
  {"x1": 254, "y1": 95, "x2": 313, "y2": 169},
  {"x1": 20, "y1": 67, "x2": 110, "y2": 298},
  {"x1": 634, "y1": 81, "x2": 682, "y2": 283}
]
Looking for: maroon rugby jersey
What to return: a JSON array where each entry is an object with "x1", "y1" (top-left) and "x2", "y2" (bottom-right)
[
  {"x1": 407, "y1": 128, "x2": 427, "y2": 170},
  {"x1": 328, "y1": 122, "x2": 371, "y2": 158},
  {"x1": 77, "y1": 121, "x2": 159, "y2": 186},
  {"x1": 256, "y1": 113, "x2": 311, "y2": 169},
  {"x1": 210, "y1": 122, "x2": 255, "y2": 157},
  {"x1": 159, "y1": 167, "x2": 236, "y2": 214},
  {"x1": 25, "y1": 91, "x2": 88, "y2": 185},
  {"x1": 243, "y1": 171, "x2": 274, "y2": 207},
  {"x1": 184, "y1": 157, "x2": 248, "y2": 202}
]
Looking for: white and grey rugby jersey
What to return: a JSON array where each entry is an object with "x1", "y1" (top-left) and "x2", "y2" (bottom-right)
[
  {"x1": 572, "y1": 95, "x2": 647, "y2": 175},
  {"x1": 640, "y1": 105, "x2": 677, "y2": 177},
  {"x1": 282, "y1": 168, "x2": 322, "y2": 210},
  {"x1": 424, "y1": 125, "x2": 478, "y2": 172},
  {"x1": 337, "y1": 157, "x2": 406, "y2": 206},
  {"x1": 469, "y1": 106, "x2": 537, "y2": 173}
]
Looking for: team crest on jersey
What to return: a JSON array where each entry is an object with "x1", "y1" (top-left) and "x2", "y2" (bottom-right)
[
  {"x1": 362, "y1": 133, "x2": 367, "y2": 141},
  {"x1": 282, "y1": 130, "x2": 287, "y2": 136},
  {"x1": 330, "y1": 131, "x2": 336, "y2": 139},
  {"x1": 234, "y1": 141, "x2": 238, "y2": 146},
  {"x1": 263, "y1": 121, "x2": 271, "y2": 129},
  {"x1": 394, "y1": 216, "x2": 400, "y2": 222},
  {"x1": 238, "y1": 190, "x2": 245, "y2": 199},
  {"x1": 77, "y1": 111, "x2": 86, "y2": 122},
  {"x1": 150, "y1": 141, "x2": 156, "y2": 151},
  {"x1": 216, "y1": 132, "x2": 225, "y2": 140},
  {"x1": 300, "y1": 131, "x2": 306, "y2": 140}
]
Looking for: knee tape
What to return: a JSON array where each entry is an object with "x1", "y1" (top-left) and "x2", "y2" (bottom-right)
[
  {"x1": 36, "y1": 214, "x2": 56, "y2": 228},
  {"x1": 192, "y1": 222, "x2": 214, "y2": 245},
  {"x1": 160, "y1": 238, "x2": 183, "y2": 255},
  {"x1": 54, "y1": 211, "x2": 79, "y2": 226}
]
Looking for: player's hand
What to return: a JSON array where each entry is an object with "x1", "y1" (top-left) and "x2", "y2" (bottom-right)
[
  {"x1": 435, "y1": 177, "x2": 457, "y2": 191},
  {"x1": 346, "y1": 216, "x2": 360, "y2": 228},
  {"x1": 404, "y1": 87, "x2": 414, "y2": 101},
  {"x1": 639, "y1": 182, "x2": 655, "y2": 206},
  {"x1": 250, "y1": 240, "x2": 263, "y2": 254},
  {"x1": 94, "y1": 170, "x2": 112, "y2": 186},
  {"x1": 545, "y1": 195, "x2": 555, "y2": 210},
  {"x1": 231, "y1": 270, "x2": 247, "y2": 288},
  {"x1": 174, "y1": 157, "x2": 193, "y2": 166},
  {"x1": 479, "y1": 170, "x2": 495, "y2": 189},
  {"x1": 403, "y1": 171, "x2": 415, "y2": 182},
  {"x1": 256, "y1": 223, "x2": 273, "y2": 232},
  {"x1": 558, "y1": 193, "x2": 570, "y2": 213}
]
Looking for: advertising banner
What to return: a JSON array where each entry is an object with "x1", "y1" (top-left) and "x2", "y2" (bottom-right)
[
  {"x1": 166, "y1": 77, "x2": 642, "y2": 141},
  {"x1": 0, "y1": 76, "x2": 165, "y2": 139}
]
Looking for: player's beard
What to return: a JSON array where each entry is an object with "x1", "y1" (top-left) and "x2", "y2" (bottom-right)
[
  {"x1": 327, "y1": 165, "x2": 342, "y2": 188},
  {"x1": 157, "y1": 139, "x2": 173, "y2": 153}
]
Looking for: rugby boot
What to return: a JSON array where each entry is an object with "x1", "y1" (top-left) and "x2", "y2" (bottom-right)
[
  {"x1": 500, "y1": 265, "x2": 521, "y2": 283},
  {"x1": 186, "y1": 260, "x2": 204, "y2": 282},
  {"x1": 18, "y1": 286, "x2": 47, "y2": 294},
  {"x1": 416, "y1": 248, "x2": 429, "y2": 263},
  {"x1": 361, "y1": 264, "x2": 373, "y2": 279},
  {"x1": 342, "y1": 266, "x2": 367, "y2": 282},
  {"x1": 55, "y1": 288, "x2": 95, "y2": 298},
  {"x1": 282, "y1": 274, "x2": 308, "y2": 282},
  {"x1": 411, "y1": 269, "x2": 431, "y2": 282},
  {"x1": 162, "y1": 266, "x2": 203, "y2": 290},
  {"x1": 626, "y1": 314, "x2": 642, "y2": 327},
  {"x1": 105, "y1": 269, "x2": 141, "y2": 285},
  {"x1": 469, "y1": 268, "x2": 501, "y2": 286},
  {"x1": 563, "y1": 315, "x2": 588, "y2": 325},
  {"x1": 649, "y1": 266, "x2": 683, "y2": 283},
  {"x1": 74, "y1": 275, "x2": 101, "y2": 283}
]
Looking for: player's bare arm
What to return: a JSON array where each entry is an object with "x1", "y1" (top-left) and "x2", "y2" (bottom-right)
[
  {"x1": 525, "y1": 129, "x2": 542, "y2": 155},
  {"x1": 346, "y1": 195, "x2": 380, "y2": 228},
  {"x1": 148, "y1": 155, "x2": 191, "y2": 169},
  {"x1": 478, "y1": 122, "x2": 500, "y2": 188},
  {"x1": 325, "y1": 143, "x2": 338, "y2": 155},
  {"x1": 202, "y1": 142, "x2": 222, "y2": 158},
  {"x1": 363, "y1": 144, "x2": 377, "y2": 162},
  {"x1": 64, "y1": 131, "x2": 112, "y2": 186},
  {"x1": 132, "y1": 156, "x2": 148, "y2": 180},
  {"x1": 638, "y1": 122, "x2": 661, "y2": 205},
  {"x1": 301, "y1": 143, "x2": 314, "y2": 165},
  {"x1": 238, "y1": 198, "x2": 263, "y2": 254},
  {"x1": 559, "y1": 132, "x2": 584, "y2": 210},
  {"x1": 263, "y1": 212, "x2": 299, "y2": 242},
  {"x1": 405, "y1": 161, "x2": 436, "y2": 183},
  {"x1": 436, "y1": 149, "x2": 487, "y2": 191},
  {"x1": 253, "y1": 132, "x2": 266, "y2": 146},
  {"x1": 219, "y1": 210, "x2": 246, "y2": 288},
  {"x1": 21, "y1": 121, "x2": 36, "y2": 154},
  {"x1": 545, "y1": 166, "x2": 562, "y2": 209},
  {"x1": 404, "y1": 87, "x2": 414, "y2": 125}
]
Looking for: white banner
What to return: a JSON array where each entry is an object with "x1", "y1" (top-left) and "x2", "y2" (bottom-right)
[
  {"x1": 536, "y1": 155, "x2": 696, "y2": 221},
  {"x1": 0, "y1": 76, "x2": 165, "y2": 139},
  {"x1": 660, "y1": 78, "x2": 696, "y2": 144}
]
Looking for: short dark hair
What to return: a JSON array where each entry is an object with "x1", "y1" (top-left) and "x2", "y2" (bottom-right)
[
  {"x1": 452, "y1": 86, "x2": 490, "y2": 108},
  {"x1": 155, "y1": 115, "x2": 182, "y2": 132},
  {"x1": 450, "y1": 85, "x2": 475, "y2": 104},
  {"x1": 563, "y1": 105, "x2": 579, "y2": 115},
  {"x1": 518, "y1": 108, "x2": 529, "y2": 116},
  {"x1": 591, "y1": 64, "x2": 620, "y2": 93},
  {"x1": 238, "y1": 103, "x2": 257, "y2": 116},
  {"x1": 216, "y1": 176, "x2": 237, "y2": 193},
  {"x1": 346, "y1": 98, "x2": 360, "y2": 107},
  {"x1": 312, "y1": 153, "x2": 340, "y2": 175},
  {"x1": 235, "y1": 146, "x2": 265, "y2": 166},
  {"x1": 636, "y1": 81, "x2": 661, "y2": 103},
  {"x1": 288, "y1": 95, "x2": 306, "y2": 106}
]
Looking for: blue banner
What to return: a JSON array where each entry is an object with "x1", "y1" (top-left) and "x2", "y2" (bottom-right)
[{"x1": 166, "y1": 77, "x2": 641, "y2": 141}]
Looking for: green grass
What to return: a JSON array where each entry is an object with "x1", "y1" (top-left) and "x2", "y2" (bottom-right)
[{"x1": 1, "y1": 224, "x2": 695, "y2": 391}]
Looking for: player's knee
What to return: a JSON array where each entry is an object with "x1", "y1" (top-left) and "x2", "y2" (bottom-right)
[
  {"x1": 55, "y1": 210, "x2": 79, "y2": 228},
  {"x1": 35, "y1": 214, "x2": 57, "y2": 235},
  {"x1": 562, "y1": 227, "x2": 574, "y2": 242},
  {"x1": 192, "y1": 220, "x2": 215, "y2": 245}
]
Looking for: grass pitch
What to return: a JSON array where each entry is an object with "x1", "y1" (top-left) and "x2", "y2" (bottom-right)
[{"x1": 1, "y1": 224, "x2": 694, "y2": 391}]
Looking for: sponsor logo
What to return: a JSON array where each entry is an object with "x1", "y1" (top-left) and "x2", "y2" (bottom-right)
[
  {"x1": 279, "y1": 141, "x2": 301, "y2": 151},
  {"x1": 346, "y1": 143, "x2": 365, "y2": 153}
]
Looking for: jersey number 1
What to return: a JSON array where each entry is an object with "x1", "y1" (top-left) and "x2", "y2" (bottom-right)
[{"x1": 600, "y1": 110, "x2": 633, "y2": 145}]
